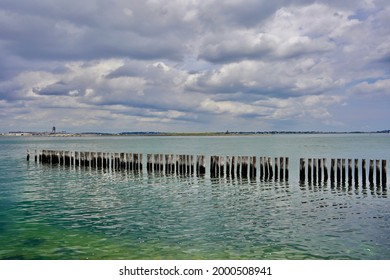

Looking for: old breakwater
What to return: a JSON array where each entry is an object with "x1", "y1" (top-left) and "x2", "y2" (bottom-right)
[
  {"x1": 27, "y1": 150, "x2": 289, "y2": 181},
  {"x1": 27, "y1": 150, "x2": 387, "y2": 186}
]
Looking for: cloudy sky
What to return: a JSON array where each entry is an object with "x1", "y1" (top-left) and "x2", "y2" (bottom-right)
[{"x1": 1, "y1": 0, "x2": 389, "y2": 133}]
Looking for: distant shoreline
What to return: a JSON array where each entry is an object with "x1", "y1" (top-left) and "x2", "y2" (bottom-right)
[{"x1": 1, "y1": 130, "x2": 389, "y2": 137}]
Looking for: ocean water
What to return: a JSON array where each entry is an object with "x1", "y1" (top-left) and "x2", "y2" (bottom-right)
[{"x1": 0, "y1": 134, "x2": 389, "y2": 260}]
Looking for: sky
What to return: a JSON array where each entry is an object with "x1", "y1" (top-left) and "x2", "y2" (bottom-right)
[{"x1": 0, "y1": 0, "x2": 389, "y2": 133}]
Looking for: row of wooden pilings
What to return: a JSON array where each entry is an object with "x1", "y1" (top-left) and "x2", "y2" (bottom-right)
[
  {"x1": 27, "y1": 150, "x2": 288, "y2": 180},
  {"x1": 27, "y1": 151, "x2": 387, "y2": 185},
  {"x1": 34, "y1": 150, "x2": 143, "y2": 171},
  {"x1": 299, "y1": 158, "x2": 387, "y2": 186},
  {"x1": 210, "y1": 156, "x2": 289, "y2": 180}
]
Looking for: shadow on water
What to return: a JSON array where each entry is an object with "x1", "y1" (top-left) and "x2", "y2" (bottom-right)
[{"x1": 299, "y1": 180, "x2": 387, "y2": 198}]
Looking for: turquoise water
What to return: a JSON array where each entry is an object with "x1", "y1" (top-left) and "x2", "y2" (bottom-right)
[{"x1": 0, "y1": 134, "x2": 389, "y2": 259}]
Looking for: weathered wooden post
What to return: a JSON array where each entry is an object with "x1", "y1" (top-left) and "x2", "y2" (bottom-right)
[
  {"x1": 318, "y1": 158, "x2": 323, "y2": 183},
  {"x1": 119, "y1": 153, "x2": 124, "y2": 170},
  {"x1": 341, "y1": 159, "x2": 346, "y2": 183},
  {"x1": 330, "y1": 159, "x2": 335, "y2": 183},
  {"x1": 354, "y1": 159, "x2": 359, "y2": 185},
  {"x1": 101, "y1": 152, "x2": 106, "y2": 169},
  {"x1": 242, "y1": 156, "x2": 248, "y2": 178},
  {"x1": 59, "y1": 151, "x2": 64, "y2": 166},
  {"x1": 264, "y1": 156, "x2": 269, "y2": 180},
  {"x1": 54, "y1": 151, "x2": 60, "y2": 165},
  {"x1": 279, "y1": 157, "x2": 284, "y2": 181},
  {"x1": 308, "y1": 158, "x2": 312, "y2": 182},
  {"x1": 134, "y1": 154, "x2": 140, "y2": 171},
  {"x1": 26, "y1": 150, "x2": 30, "y2": 161},
  {"x1": 268, "y1": 157, "x2": 273, "y2": 180},
  {"x1": 236, "y1": 156, "x2": 241, "y2": 177},
  {"x1": 146, "y1": 154, "x2": 152, "y2": 172},
  {"x1": 153, "y1": 154, "x2": 158, "y2": 172},
  {"x1": 274, "y1": 157, "x2": 279, "y2": 181},
  {"x1": 170, "y1": 154, "x2": 175, "y2": 174},
  {"x1": 209, "y1": 156, "x2": 214, "y2": 177},
  {"x1": 231, "y1": 156, "x2": 235, "y2": 178},
  {"x1": 65, "y1": 151, "x2": 69, "y2": 166},
  {"x1": 313, "y1": 158, "x2": 317, "y2": 183},
  {"x1": 226, "y1": 156, "x2": 231, "y2": 177},
  {"x1": 79, "y1": 152, "x2": 85, "y2": 166},
  {"x1": 260, "y1": 157, "x2": 265, "y2": 180},
  {"x1": 190, "y1": 155, "x2": 194, "y2": 175},
  {"x1": 376, "y1": 160, "x2": 381, "y2": 185},
  {"x1": 74, "y1": 151, "x2": 79, "y2": 166},
  {"x1": 219, "y1": 156, "x2": 225, "y2": 177},
  {"x1": 362, "y1": 159, "x2": 367, "y2": 185},
  {"x1": 336, "y1": 159, "x2": 341, "y2": 183},
  {"x1": 175, "y1": 155, "x2": 179, "y2": 175},
  {"x1": 323, "y1": 158, "x2": 328, "y2": 182},
  {"x1": 39, "y1": 150, "x2": 43, "y2": 163},
  {"x1": 382, "y1": 160, "x2": 387, "y2": 186},
  {"x1": 348, "y1": 159, "x2": 353, "y2": 184},
  {"x1": 250, "y1": 156, "x2": 257, "y2": 179},
  {"x1": 369, "y1": 159, "x2": 374, "y2": 185},
  {"x1": 285, "y1": 157, "x2": 289, "y2": 181},
  {"x1": 196, "y1": 155, "x2": 206, "y2": 176},
  {"x1": 159, "y1": 154, "x2": 163, "y2": 172},
  {"x1": 164, "y1": 154, "x2": 169, "y2": 174},
  {"x1": 139, "y1": 154, "x2": 143, "y2": 171}
]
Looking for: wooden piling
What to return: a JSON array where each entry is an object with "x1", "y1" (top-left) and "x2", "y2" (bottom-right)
[
  {"x1": 362, "y1": 159, "x2": 367, "y2": 185},
  {"x1": 242, "y1": 156, "x2": 248, "y2": 178},
  {"x1": 147, "y1": 154, "x2": 152, "y2": 172},
  {"x1": 323, "y1": 158, "x2": 328, "y2": 182},
  {"x1": 120, "y1": 153, "x2": 125, "y2": 170},
  {"x1": 274, "y1": 157, "x2": 279, "y2": 181},
  {"x1": 341, "y1": 159, "x2": 346, "y2": 183},
  {"x1": 348, "y1": 159, "x2": 353, "y2": 184},
  {"x1": 376, "y1": 160, "x2": 381, "y2": 185},
  {"x1": 369, "y1": 159, "x2": 374, "y2": 184},
  {"x1": 250, "y1": 156, "x2": 257, "y2": 178},
  {"x1": 285, "y1": 157, "x2": 289, "y2": 181},
  {"x1": 260, "y1": 157, "x2": 265, "y2": 180},
  {"x1": 279, "y1": 157, "x2": 284, "y2": 181},
  {"x1": 354, "y1": 159, "x2": 359, "y2": 185},
  {"x1": 330, "y1": 159, "x2": 335, "y2": 183},
  {"x1": 336, "y1": 159, "x2": 341, "y2": 183},
  {"x1": 139, "y1": 154, "x2": 143, "y2": 171},
  {"x1": 308, "y1": 158, "x2": 312, "y2": 182},
  {"x1": 313, "y1": 158, "x2": 317, "y2": 183},
  {"x1": 318, "y1": 158, "x2": 323, "y2": 182},
  {"x1": 382, "y1": 160, "x2": 387, "y2": 186},
  {"x1": 170, "y1": 154, "x2": 175, "y2": 174},
  {"x1": 226, "y1": 156, "x2": 231, "y2": 177},
  {"x1": 235, "y1": 156, "x2": 241, "y2": 177},
  {"x1": 299, "y1": 158, "x2": 305, "y2": 182},
  {"x1": 231, "y1": 156, "x2": 235, "y2": 178},
  {"x1": 196, "y1": 155, "x2": 206, "y2": 176},
  {"x1": 268, "y1": 157, "x2": 273, "y2": 180}
]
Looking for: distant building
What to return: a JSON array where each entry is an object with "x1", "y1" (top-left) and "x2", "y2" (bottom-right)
[{"x1": 52, "y1": 126, "x2": 56, "y2": 134}]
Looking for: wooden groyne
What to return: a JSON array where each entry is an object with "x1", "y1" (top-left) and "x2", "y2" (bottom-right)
[
  {"x1": 26, "y1": 150, "x2": 387, "y2": 185},
  {"x1": 27, "y1": 150, "x2": 288, "y2": 180},
  {"x1": 299, "y1": 158, "x2": 387, "y2": 186},
  {"x1": 210, "y1": 156, "x2": 289, "y2": 180}
]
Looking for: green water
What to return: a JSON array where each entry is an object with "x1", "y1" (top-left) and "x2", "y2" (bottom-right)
[{"x1": 0, "y1": 135, "x2": 389, "y2": 259}]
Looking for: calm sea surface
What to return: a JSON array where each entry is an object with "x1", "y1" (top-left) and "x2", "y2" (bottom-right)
[{"x1": 0, "y1": 134, "x2": 389, "y2": 259}]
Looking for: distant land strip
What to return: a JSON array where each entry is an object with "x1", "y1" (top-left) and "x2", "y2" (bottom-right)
[{"x1": 1, "y1": 130, "x2": 389, "y2": 137}]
